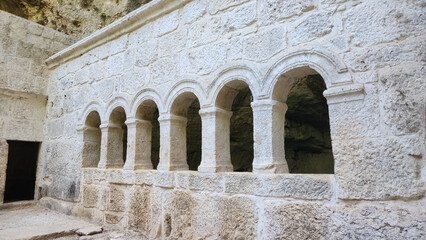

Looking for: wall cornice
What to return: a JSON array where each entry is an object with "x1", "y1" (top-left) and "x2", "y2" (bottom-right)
[{"x1": 45, "y1": 0, "x2": 191, "y2": 69}]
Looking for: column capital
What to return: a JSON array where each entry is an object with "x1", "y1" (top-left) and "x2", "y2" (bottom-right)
[
  {"x1": 99, "y1": 122, "x2": 122, "y2": 129},
  {"x1": 251, "y1": 99, "x2": 287, "y2": 113},
  {"x1": 125, "y1": 118, "x2": 151, "y2": 126},
  {"x1": 199, "y1": 107, "x2": 233, "y2": 118},
  {"x1": 158, "y1": 113, "x2": 187, "y2": 123}
]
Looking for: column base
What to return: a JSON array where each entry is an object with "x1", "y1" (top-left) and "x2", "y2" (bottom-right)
[
  {"x1": 198, "y1": 164, "x2": 233, "y2": 173},
  {"x1": 252, "y1": 159, "x2": 289, "y2": 173},
  {"x1": 157, "y1": 163, "x2": 189, "y2": 171}
]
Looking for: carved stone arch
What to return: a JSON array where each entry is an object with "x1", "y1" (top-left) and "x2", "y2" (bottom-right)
[
  {"x1": 207, "y1": 62, "x2": 262, "y2": 108},
  {"x1": 262, "y1": 47, "x2": 353, "y2": 102},
  {"x1": 164, "y1": 79, "x2": 207, "y2": 114},
  {"x1": 104, "y1": 95, "x2": 131, "y2": 122},
  {"x1": 130, "y1": 88, "x2": 164, "y2": 119},
  {"x1": 78, "y1": 101, "x2": 105, "y2": 127}
]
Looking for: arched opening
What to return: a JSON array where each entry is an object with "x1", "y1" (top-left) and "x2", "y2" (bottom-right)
[
  {"x1": 170, "y1": 92, "x2": 201, "y2": 171},
  {"x1": 216, "y1": 81, "x2": 253, "y2": 172},
  {"x1": 107, "y1": 107, "x2": 127, "y2": 168},
  {"x1": 82, "y1": 111, "x2": 101, "y2": 167},
  {"x1": 135, "y1": 100, "x2": 160, "y2": 169},
  {"x1": 273, "y1": 67, "x2": 334, "y2": 173}
]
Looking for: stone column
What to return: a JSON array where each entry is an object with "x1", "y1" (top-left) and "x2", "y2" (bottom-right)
[
  {"x1": 123, "y1": 118, "x2": 153, "y2": 170},
  {"x1": 198, "y1": 107, "x2": 233, "y2": 172},
  {"x1": 251, "y1": 99, "x2": 289, "y2": 173},
  {"x1": 0, "y1": 139, "x2": 8, "y2": 204},
  {"x1": 98, "y1": 123, "x2": 124, "y2": 168},
  {"x1": 157, "y1": 113, "x2": 189, "y2": 171}
]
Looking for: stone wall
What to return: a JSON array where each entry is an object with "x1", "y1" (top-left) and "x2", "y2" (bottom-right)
[
  {"x1": 0, "y1": 10, "x2": 76, "y2": 142},
  {"x1": 41, "y1": 0, "x2": 425, "y2": 238}
]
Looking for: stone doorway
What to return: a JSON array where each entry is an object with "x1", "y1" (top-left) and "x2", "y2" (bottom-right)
[{"x1": 4, "y1": 141, "x2": 39, "y2": 203}]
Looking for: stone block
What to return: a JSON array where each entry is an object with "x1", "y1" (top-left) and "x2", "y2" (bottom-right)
[
  {"x1": 119, "y1": 68, "x2": 147, "y2": 95},
  {"x1": 261, "y1": 174, "x2": 332, "y2": 199},
  {"x1": 88, "y1": 61, "x2": 105, "y2": 82},
  {"x1": 153, "y1": 10, "x2": 179, "y2": 37},
  {"x1": 128, "y1": 185, "x2": 152, "y2": 231},
  {"x1": 109, "y1": 34, "x2": 128, "y2": 56},
  {"x1": 243, "y1": 26, "x2": 286, "y2": 61},
  {"x1": 224, "y1": 173, "x2": 262, "y2": 195},
  {"x1": 83, "y1": 185, "x2": 99, "y2": 208},
  {"x1": 105, "y1": 212, "x2": 123, "y2": 224},
  {"x1": 188, "y1": 16, "x2": 221, "y2": 47},
  {"x1": 134, "y1": 170, "x2": 154, "y2": 185},
  {"x1": 329, "y1": 204, "x2": 426, "y2": 239},
  {"x1": 181, "y1": 1, "x2": 206, "y2": 25},
  {"x1": 128, "y1": 23, "x2": 153, "y2": 47},
  {"x1": 207, "y1": 0, "x2": 250, "y2": 15},
  {"x1": 107, "y1": 185, "x2": 126, "y2": 212},
  {"x1": 163, "y1": 190, "x2": 198, "y2": 239},
  {"x1": 154, "y1": 171, "x2": 175, "y2": 188},
  {"x1": 263, "y1": 201, "x2": 329, "y2": 240},
  {"x1": 106, "y1": 53, "x2": 124, "y2": 77},
  {"x1": 288, "y1": 11, "x2": 333, "y2": 46},
  {"x1": 259, "y1": 0, "x2": 315, "y2": 26},
  {"x1": 334, "y1": 137, "x2": 423, "y2": 200},
  {"x1": 344, "y1": 0, "x2": 425, "y2": 47},
  {"x1": 222, "y1": 2, "x2": 256, "y2": 33},
  {"x1": 188, "y1": 173, "x2": 223, "y2": 192},
  {"x1": 134, "y1": 40, "x2": 158, "y2": 67},
  {"x1": 344, "y1": 42, "x2": 418, "y2": 72},
  {"x1": 0, "y1": 37, "x2": 16, "y2": 55},
  {"x1": 378, "y1": 64, "x2": 424, "y2": 136},
  {"x1": 158, "y1": 28, "x2": 188, "y2": 57},
  {"x1": 328, "y1": 84, "x2": 381, "y2": 140},
  {"x1": 188, "y1": 42, "x2": 227, "y2": 75},
  {"x1": 175, "y1": 172, "x2": 189, "y2": 189},
  {"x1": 150, "y1": 57, "x2": 177, "y2": 84}
]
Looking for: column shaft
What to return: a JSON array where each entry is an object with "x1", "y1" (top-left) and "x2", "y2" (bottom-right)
[
  {"x1": 198, "y1": 107, "x2": 233, "y2": 172},
  {"x1": 157, "y1": 113, "x2": 188, "y2": 171},
  {"x1": 251, "y1": 99, "x2": 289, "y2": 173}
]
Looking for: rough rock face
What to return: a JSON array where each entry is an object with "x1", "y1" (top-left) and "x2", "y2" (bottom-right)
[
  {"x1": 285, "y1": 75, "x2": 334, "y2": 173},
  {"x1": 0, "y1": 0, "x2": 150, "y2": 38}
]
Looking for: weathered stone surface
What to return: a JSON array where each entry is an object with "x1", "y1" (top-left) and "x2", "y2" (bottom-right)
[
  {"x1": 329, "y1": 204, "x2": 426, "y2": 240},
  {"x1": 181, "y1": 1, "x2": 206, "y2": 25},
  {"x1": 107, "y1": 185, "x2": 126, "y2": 212},
  {"x1": 261, "y1": 174, "x2": 332, "y2": 199},
  {"x1": 379, "y1": 64, "x2": 424, "y2": 136},
  {"x1": 224, "y1": 173, "x2": 262, "y2": 195},
  {"x1": 222, "y1": 2, "x2": 256, "y2": 33},
  {"x1": 82, "y1": 185, "x2": 99, "y2": 208},
  {"x1": 243, "y1": 27, "x2": 286, "y2": 61},
  {"x1": 263, "y1": 201, "x2": 329, "y2": 240},
  {"x1": 334, "y1": 137, "x2": 423, "y2": 200},
  {"x1": 259, "y1": 0, "x2": 315, "y2": 25},
  {"x1": 344, "y1": 0, "x2": 425, "y2": 47},
  {"x1": 128, "y1": 186, "x2": 152, "y2": 232},
  {"x1": 2, "y1": 0, "x2": 423, "y2": 239},
  {"x1": 288, "y1": 11, "x2": 333, "y2": 46}
]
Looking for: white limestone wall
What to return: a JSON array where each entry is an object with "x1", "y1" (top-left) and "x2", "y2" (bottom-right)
[
  {"x1": 42, "y1": 0, "x2": 425, "y2": 238},
  {"x1": 0, "y1": 10, "x2": 76, "y2": 142}
]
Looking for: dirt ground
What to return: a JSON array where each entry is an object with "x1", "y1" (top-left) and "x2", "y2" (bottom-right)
[{"x1": 0, "y1": 202, "x2": 147, "y2": 240}]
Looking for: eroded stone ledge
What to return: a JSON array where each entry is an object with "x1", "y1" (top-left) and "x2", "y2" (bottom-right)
[{"x1": 81, "y1": 168, "x2": 333, "y2": 200}]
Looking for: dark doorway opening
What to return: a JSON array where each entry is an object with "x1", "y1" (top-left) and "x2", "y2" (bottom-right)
[{"x1": 4, "y1": 141, "x2": 39, "y2": 203}]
